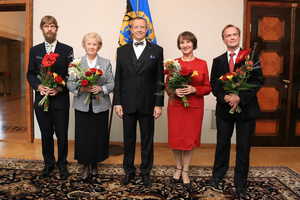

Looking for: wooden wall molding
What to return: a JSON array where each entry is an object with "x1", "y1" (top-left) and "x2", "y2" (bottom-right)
[{"x1": 0, "y1": 0, "x2": 33, "y2": 143}]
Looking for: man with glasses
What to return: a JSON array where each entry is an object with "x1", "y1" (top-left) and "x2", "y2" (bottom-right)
[
  {"x1": 27, "y1": 15, "x2": 73, "y2": 180},
  {"x1": 114, "y1": 17, "x2": 164, "y2": 188}
]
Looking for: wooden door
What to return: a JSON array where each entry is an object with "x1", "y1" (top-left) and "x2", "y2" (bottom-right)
[
  {"x1": 245, "y1": 2, "x2": 300, "y2": 146},
  {"x1": 288, "y1": 7, "x2": 300, "y2": 146}
]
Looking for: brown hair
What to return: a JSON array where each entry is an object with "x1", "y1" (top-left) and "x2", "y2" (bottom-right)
[
  {"x1": 221, "y1": 24, "x2": 241, "y2": 39},
  {"x1": 40, "y1": 15, "x2": 59, "y2": 29},
  {"x1": 82, "y1": 32, "x2": 103, "y2": 51},
  {"x1": 177, "y1": 31, "x2": 198, "y2": 50}
]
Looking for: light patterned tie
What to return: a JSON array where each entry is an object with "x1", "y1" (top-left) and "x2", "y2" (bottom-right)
[
  {"x1": 46, "y1": 43, "x2": 53, "y2": 54},
  {"x1": 229, "y1": 53, "x2": 235, "y2": 72}
]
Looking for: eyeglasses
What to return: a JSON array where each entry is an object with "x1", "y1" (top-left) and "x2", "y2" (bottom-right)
[{"x1": 43, "y1": 25, "x2": 56, "y2": 29}]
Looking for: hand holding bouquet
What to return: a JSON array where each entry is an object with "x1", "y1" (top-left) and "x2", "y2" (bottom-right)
[
  {"x1": 160, "y1": 58, "x2": 198, "y2": 107},
  {"x1": 68, "y1": 58, "x2": 104, "y2": 104},
  {"x1": 37, "y1": 52, "x2": 65, "y2": 112}
]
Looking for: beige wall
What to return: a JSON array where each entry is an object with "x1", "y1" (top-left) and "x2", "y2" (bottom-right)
[{"x1": 32, "y1": 0, "x2": 244, "y2": 144}]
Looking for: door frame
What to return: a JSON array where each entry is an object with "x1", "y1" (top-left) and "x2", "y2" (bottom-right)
[
  {"x1": 243, "y1": 0, "x2": 300, "y2": 146},
  {"x1": 0, "y1": 0, "x2": 34, "y2": 143}
]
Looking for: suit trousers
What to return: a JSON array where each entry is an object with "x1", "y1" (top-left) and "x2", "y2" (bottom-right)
[
  {"x1": 35, "y1": 106, "x2": 69, "y2": 168},
  {"x1": 212, "y1": 116, "x2": 255, "y2": 187},
  {"x1": 122, "y1": 111, "x2": 154, "y2": 176}
]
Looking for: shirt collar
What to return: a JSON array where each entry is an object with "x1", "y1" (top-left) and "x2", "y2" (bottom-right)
[
  {"x1": 45, "y1": 40, "x2": 57, "y2": 49},
  {"x1": 227, "y1": 48, "x2": 240, "y2": 58}
]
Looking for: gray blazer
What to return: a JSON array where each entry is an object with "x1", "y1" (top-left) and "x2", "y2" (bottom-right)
[{"x1": 67, "y1": 54, "x2": 114, "y2": 113}]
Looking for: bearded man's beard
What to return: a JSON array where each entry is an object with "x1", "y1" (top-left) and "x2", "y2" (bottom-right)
[{"x1": 43, "y1": 31, "x2": 57, "y2": 44}]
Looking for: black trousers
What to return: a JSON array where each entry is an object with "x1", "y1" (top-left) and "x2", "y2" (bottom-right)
[
  {"x1": 122, "y1": 111, "x2": 154, "y2": 176},
  {"x1": 212, "y1": 116, "x2": 255, "y2": 187},
  {"x1": 35, "y1": 106, "x2": 69, "y2": 168}
]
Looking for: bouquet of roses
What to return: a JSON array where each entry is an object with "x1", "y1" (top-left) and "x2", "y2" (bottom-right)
[
  {"x1": 160, "y1": 58, "x2": 198, "y2": 107},
  {"x1": 37, "y1": 52, "x2": 65, "y2": 112},
  {"x1": 219, "y1": 43, "x2": 260, "y2": 114},
  {"x1": 68, "y1": 58, "x2": 104, "y2": 104}
]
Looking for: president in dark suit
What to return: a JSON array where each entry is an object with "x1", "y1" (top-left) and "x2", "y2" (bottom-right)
[
  {"x1": 210, "y1": 24, "x2": 263, "y2": 198},
  {"x1": 27, "y1": 15, "x2": 73, "y2": 180},
  {"x1": 114, "y1": 17, "x2": 164, "y2": 188}
]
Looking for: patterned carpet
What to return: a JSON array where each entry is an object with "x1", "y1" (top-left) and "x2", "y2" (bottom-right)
[{"x1": 0, "y1": 158, "x2": 299, "y2": 199}]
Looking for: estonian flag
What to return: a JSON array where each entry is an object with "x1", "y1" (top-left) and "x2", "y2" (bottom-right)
[{"x1": 118, "y1": 0, "x2": 157, "y2": 47}]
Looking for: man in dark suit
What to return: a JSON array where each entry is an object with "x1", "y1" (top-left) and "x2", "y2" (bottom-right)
[
  {"x1": 210, "y1": 24, "x2": 263, "y2": 198},
  {"x1": 27, "y1": 15, "x2": 73, "y2": 180},
  {"x1": 114, "y1": 17, "x2": 164, "y2": 188}
]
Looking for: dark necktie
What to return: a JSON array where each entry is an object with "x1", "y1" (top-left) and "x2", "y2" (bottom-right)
[
  {"x1": 229, "y1": 53, "x2": 235, "y2": 72},
  {"x1": 134, "y1": 41, "x2": 144, "y2": 47}
]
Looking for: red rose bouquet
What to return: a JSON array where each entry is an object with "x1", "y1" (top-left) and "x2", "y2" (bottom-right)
[
  {"x1": 37, "y1": 52, "x2": 65, "y2": 111},
  {"x1": 161, "y1": 58, "x2": 198, "y2": 107},
  {"x1": 68, "y1": 58, "x2": 104, "y2": 104},
  {"x1": 219, "y1": 43, "x2": 260, "y2": 114}
]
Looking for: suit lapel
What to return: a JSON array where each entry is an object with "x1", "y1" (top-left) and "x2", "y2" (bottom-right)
[
  {"x1": 136, "y1": 41, "x2": 152, "y2": 73},
  {"x1": 95, "y1": 55, "x2": 102, "y2": 69},
  {"x1": 54, "y1": 41, "x2": 62, "y2": 55},
  {"x1": 127, "y1": 43, "x2": 138, "y2": 73},
  {"x1": 221, "y1": 52, "x2": 230, "y2": 73},
  {"x1": 81, "y1": 55, "x2": 89, "y2": 70},
  {"x1": 222, "y1": 49, "x2": 243, "y2": 73},
  {"x1": 38, "y1": 42, "x2": 47, "y2": 57}
]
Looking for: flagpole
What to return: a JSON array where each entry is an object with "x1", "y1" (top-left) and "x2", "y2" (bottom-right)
[{"x1": 137, "y1": 0, "x2": 139, "y2": 17}]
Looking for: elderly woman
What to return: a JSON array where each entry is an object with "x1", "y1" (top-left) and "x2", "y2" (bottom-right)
[
  {"x1": 67, "y1": 32, "x2": 114, "y2": 180},
  {"x1": 167, "y1": 31, "x2": 211, "y2": 188}
]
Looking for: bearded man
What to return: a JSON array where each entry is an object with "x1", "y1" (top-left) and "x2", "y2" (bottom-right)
[{"x1": 27, "y1": 15, "x2": 74, "y2": 180}]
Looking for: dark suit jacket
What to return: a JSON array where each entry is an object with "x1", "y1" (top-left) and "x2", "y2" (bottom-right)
[
  {"x1": 27, "y1": 41, "x2": 74, "y2": 110},
  {"x1": 114, "y1": 41, "x2": 164, "y2": 114},
  {"x1": 210, "y1": 50, "x2": 263, "y2": 120}
]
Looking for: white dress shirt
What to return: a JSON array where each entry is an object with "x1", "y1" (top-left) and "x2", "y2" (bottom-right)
[
  {"x1": 227, "y1": 48, "x2": 240, "y2": 64},
  {"x1": 133, "y1": 38, "x2": 146, "y2": 59},
  {"x1": 45, "y1": 40, "x2": 57, "y2": 54}
]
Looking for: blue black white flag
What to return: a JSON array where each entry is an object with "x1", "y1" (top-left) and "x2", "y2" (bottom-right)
[{"x1": 118, "y1": 0, "x2": 157, "y2": 47}]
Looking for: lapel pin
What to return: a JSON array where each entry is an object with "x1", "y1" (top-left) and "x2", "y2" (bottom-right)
[{"x1": 150, "y1": 54, "x2": 155, "y2": 59}]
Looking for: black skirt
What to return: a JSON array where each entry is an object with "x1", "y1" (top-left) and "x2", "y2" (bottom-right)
[{"x1": 74, "y1": 105, "x2": 109, "y2": 165}]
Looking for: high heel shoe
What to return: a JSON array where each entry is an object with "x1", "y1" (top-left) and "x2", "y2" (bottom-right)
[
  {"x1": 81, "y1": 165, "x2": 90, "y2": 182},
  {"x1": 182, "y1": 169, "x2": 191, "y2": 189},
  {"x1": 91, "y1": 164, "x2": 98, "y2": 178},
  {"x1": 171, "y1": 167, "x2": 182, "y2": 183}
]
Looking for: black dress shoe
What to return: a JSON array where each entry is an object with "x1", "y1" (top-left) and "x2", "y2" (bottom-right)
[
  {"x1": 236, "y1": 187, "x2": 246, "y2": 198},
  {"x1": 141, "y1": 174, "x2": 152, "y2": 189},
  {"x1": 182, "y1": 169, "x2": 191, "y2": 189},
  {"x1": 170, "y1": 167, "x2": 182, "y2": 183},
  {"x1": 39, "y1": 165, "x2": 55, "y2": 179},
  {"x1": 121, "y1": 174, "x2": 135, "y2": 186},
  {"x1": 183, "y1": 182, "x2": 191, "y2": 189},
  {"x1": 59, "y1": 167, "x2": 69, "y2": 180},
  {"x1": 210, "y1": 177, "x2": 221, "y2": 188},
  {"x1": 170, "y1": 177, "x2": 180, "y2": 183}
]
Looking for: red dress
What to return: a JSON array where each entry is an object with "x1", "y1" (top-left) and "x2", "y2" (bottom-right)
[{"x1": 167, "y1": 58, "x2": 212, "y2": 150}]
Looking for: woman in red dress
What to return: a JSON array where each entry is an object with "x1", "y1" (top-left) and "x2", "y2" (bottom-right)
[{"x1": 167, "y1": 31, "x2": 211, "y2": 188}]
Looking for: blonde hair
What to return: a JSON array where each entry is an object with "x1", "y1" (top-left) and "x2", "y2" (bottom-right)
[{"x1": 82, "y1": 32, "x2": 103, "y2": 51}]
